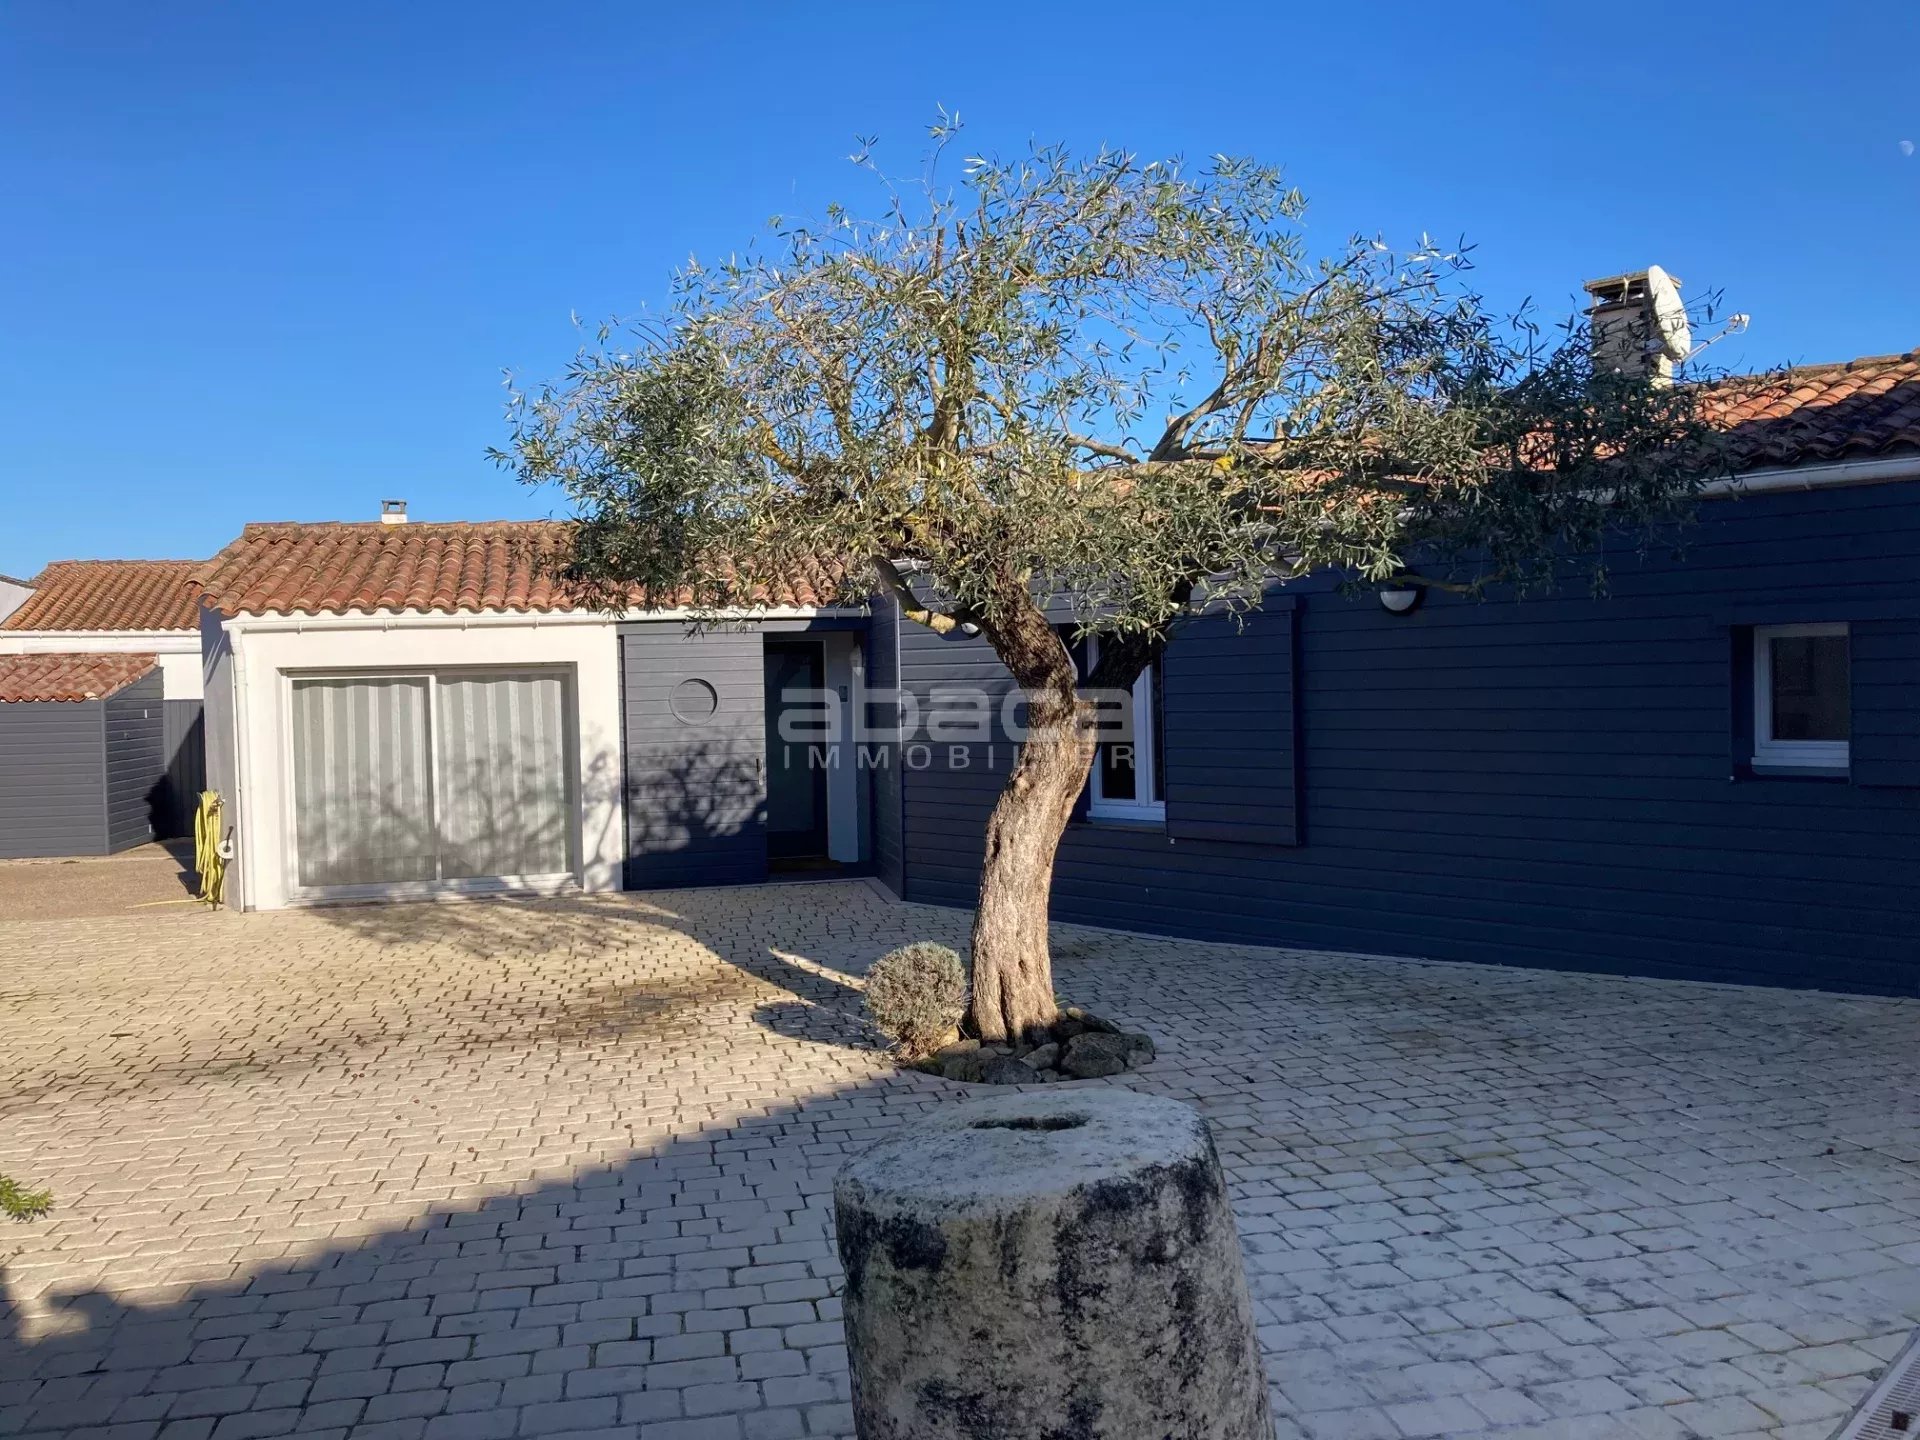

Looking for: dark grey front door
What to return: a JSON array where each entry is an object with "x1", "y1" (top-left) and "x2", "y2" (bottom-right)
[{"x1": 763, "y1": 642, "x2": 829, "y2": 860}]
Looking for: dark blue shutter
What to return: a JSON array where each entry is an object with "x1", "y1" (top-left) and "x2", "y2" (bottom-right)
[
  {"x1": 1728, "y1": 626, "x2": 1756, "y2": 779},
  {"x1": 1162, "y1": 599, "x2": 1302, "y2": 845},
  {"x1": 1852, "y1": 617, "x2": 1920, "y2": 787}
]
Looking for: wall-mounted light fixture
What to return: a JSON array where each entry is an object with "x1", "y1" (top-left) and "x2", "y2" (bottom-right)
[{"x1": 1377, "y1": 584, "x2": 1424, "y2": 616}]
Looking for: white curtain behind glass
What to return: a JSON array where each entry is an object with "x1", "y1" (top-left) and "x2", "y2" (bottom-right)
[
  {"x1": 290, "y1": 677, "x2": 435, "y2": 888},
  {"x1": 435, "y1": 672, "x2": 572, "y2": 879}
]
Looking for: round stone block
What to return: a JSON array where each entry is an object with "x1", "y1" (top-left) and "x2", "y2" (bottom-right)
[{"x1": 834, "y1": 1087, "x2": 1273, "y2": 1439}]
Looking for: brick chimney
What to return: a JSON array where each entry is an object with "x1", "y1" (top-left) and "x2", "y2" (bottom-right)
[{"x1": 1583, "y1": 269, "x2": 1677, "y2": 384}]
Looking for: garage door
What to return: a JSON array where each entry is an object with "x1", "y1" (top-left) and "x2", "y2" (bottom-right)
[{"x1": 289, "y1": 670, "x2": 573, "y2": 895}]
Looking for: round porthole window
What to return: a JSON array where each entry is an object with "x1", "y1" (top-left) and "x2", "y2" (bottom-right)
[{"x1": 670, "y1": 677, "x2": 719, "y2": 724}]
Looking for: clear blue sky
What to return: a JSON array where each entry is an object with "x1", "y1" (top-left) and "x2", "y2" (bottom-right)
[{"x1": 2, "y1": 2, "x2": 1916, "y2": 578}]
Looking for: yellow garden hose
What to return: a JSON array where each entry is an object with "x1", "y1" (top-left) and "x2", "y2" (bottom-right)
[{"x1": 194, "y1": 791, "x2": 227, "y2": 908}]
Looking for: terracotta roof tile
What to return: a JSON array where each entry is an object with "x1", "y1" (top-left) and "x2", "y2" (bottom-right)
[
  {"x1": 194, "y1": 521, "x2": 853, "y2": 619},
  {"x1": 1, "y1": 559, "x2": 203, "y2": 633},
  {"x1": 0, "y1": 652, "x2": 158, "y2": 702},
  {"x1": 1702, "y1": 350, "x2": 1920, "y2": 468}
]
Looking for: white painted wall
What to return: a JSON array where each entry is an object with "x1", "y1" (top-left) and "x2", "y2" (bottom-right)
[
  {"x1": 156, "y1": 650, "x2": 202, "y2": 699},
  {"x1": 0, "y1": 630, "x2": 204, "y2": 700},
  {"x1": 221, "y1": 612, "x2": 626, "y2": 911},
  {"x1": 0, "y1": 577, "x2": 32, "y2": 626}
]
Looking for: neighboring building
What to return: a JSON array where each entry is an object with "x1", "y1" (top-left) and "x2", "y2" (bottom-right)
[
  {"x1": 0, "y1": 574, "x2": 33, "y2": 626},
  {"x1": 0, "y1": 558, "x2": 207, "y2": 836},
  {"x1": 0, "y1": 652, "x2": 167, "y2": 858},
  {"x1": 194, "y1": 512, "x2": 866, "y2": 913},
  {"x1": 188, "y1": 298, "x2": 1920, "y2": 998}
]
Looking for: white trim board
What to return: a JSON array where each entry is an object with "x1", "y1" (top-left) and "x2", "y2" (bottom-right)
[{"x1": 0, "y1": 628, "x2": 200, "y2": 646}]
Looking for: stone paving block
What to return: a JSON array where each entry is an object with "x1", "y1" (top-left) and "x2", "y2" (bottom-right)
[
  {"x1": 518, "y1": 1397, "x2": 617, "y2": 1433},
  {"x1": 288, "y1": 1397, "x2": 362, "y2": 1429},
  {"x1": 498, "y1": 1374, "x2": 564, "y2": 1408},
  {"x1": 166, "y1": 1388, "x2": 259, "y2": 1420},
  {"x1": 650, "y1": 1336, "x2": 724, "y2": 1364},
  {"x1": 637, "y1": 1420, "x2": 740, "y2": 1440},
  {"x1": 361, "y1": 1390, "x2": 448, "y2": 1424},
  {"x1": 739, "y1": 1411, "x2": 803, "y2": 1440},
  {"x1": 304, "y1": 1372, "x2": 389, "y2": 1405}
]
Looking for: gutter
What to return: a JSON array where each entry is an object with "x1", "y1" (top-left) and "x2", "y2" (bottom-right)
[
  {"x1": 1703, "y1": 454, "x2": 1920, "y2": 498},
  {"x1": 0, "y1": 628, "x2": 202, "y2": 649},
  {"x1": 219, "y1": 604, "x2": 870, "y2": 635}
]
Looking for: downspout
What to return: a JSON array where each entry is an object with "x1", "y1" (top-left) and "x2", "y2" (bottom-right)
[{"x1": 230, "y1": 621, "x2": 253, "y2": 911}]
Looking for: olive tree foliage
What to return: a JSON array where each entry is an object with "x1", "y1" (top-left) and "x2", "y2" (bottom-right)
[{"x1": 498, "y1": 124, "x2": 1722, "y2": 1042}]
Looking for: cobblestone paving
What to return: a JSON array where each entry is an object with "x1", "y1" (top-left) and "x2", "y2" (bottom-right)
[{"x1": 2, "y1": 881, "x2": 1917, "y2": 1440}]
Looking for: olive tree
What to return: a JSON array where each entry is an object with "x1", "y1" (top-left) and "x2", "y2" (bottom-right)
[{"x1": 499, "y1": 127, "x2": 1719, "y2": 1044}]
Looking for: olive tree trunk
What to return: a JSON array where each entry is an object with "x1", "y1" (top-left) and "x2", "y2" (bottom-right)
[
  {"x1": 967, "y1": 699, "x2": 1097, "y2": 1044},
  {"x1": 966, "y1": 598, "x2": 1099, "y2": 1045}
]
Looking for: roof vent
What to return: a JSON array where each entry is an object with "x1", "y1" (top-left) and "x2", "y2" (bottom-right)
[{"x1": 380, "y1": 500, "x2": 409, "y2": 525}]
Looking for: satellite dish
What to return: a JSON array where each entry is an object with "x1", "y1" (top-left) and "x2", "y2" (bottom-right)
[{"x1": 1645, "y1": 265, "x2": 1692, "y2": 362}]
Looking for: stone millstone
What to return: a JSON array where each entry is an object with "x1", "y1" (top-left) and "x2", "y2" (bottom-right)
[{"x1": 833, "y1": 1088, "x2": 1274, "y2": 1440}]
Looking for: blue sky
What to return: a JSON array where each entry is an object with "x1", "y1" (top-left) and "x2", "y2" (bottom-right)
[{"x1": 2, "y1": 2, "x2": 1916, "y2": 578}]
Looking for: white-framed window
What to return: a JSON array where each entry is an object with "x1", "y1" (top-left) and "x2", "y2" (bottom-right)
[
  {"x1": 1753, "y1": 623, "x2": 1850, "y2": 773},
  {"x1": 1084, "y1": 636, "x2": 1165, "y2": 822}
]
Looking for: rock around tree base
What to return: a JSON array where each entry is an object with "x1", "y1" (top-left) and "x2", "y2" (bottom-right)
[
  {"x1": 833, "y1": 1088, "x2": 1274, "y2": 1440},
  {"x1": 915, "y1": 1006, "x2": 1154, "y2": 1083}
]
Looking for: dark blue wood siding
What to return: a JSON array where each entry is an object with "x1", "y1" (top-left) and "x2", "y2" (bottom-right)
[
  {"x1": 0, "y1": 699, "x2": 106, "y2": 857},
  {"x1": 1852, "y1": 617, "x2": 1920, "y2": 788},
  {"x1": 103, "y1": 672, "x2": 166, "y2": 852},
  {"x1": 158, "y1": 699, "x2": 206, "y2": 839},
  {"x1": 893, "y1": 482, "x2": 1920, "y2": 996},
  {"x1": 1164, "y1": 601, "x2": 1301, "y2": 846},
  {"x1": 867, "y1": 595, "x2": 906, "y2": 896},
  {"x1": 619, "y1": 623, "x2": 768, "y2": 888}
]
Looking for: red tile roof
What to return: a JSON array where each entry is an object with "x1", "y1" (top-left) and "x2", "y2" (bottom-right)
[
  {"x1": 194, "y1": 521, "x2": 852, "y2": 618},
  {"x1": 1703, "y1": 350, "x2": 1920, "y2": 468},
  {"x1": 0, "y1": 652, "x2": 158, "y2": 703},
  {"x1": 1, "y1": 559, "x2": 204, "y2": 633}
]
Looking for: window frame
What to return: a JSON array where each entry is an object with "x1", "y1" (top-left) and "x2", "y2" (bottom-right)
[
  {"x1": 1751, "y1": 622, "x2": 1851, "y2": 774},
  {"x1": 1083, "y1": 637, "x2": 1166, "y2": 823}
]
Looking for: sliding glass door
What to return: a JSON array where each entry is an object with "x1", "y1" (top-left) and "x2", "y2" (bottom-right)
[
  {"x1": 289, "y1": 669, "x2": 573, "y2": 894},
  {"x1": 436, "y1": 672, "x2": 571, "y2": 880},
  {"x1": 290, "y1": 677, "x2": 436, "y2": 888}
]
